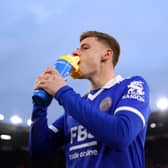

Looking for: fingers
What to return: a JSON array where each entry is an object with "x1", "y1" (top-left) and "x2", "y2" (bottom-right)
[
  {"x1": 34, "y1": 77, "x2": 48, "y2": 90},
  {"x1": 34, "y1": 73, "x2": 48, "y2": 90},
  {"x1": 33, "y1": 66, "x2": 67, "y2": 96},
  {"x1": 34, "y1": 77, "x2": 42, "y2": 90},
  {"x1": 44, "y1": 66, "x2": 60, "y2": 75},
  {"x1": 33, "y1": 66, "x2": 61, "y2": 90}
]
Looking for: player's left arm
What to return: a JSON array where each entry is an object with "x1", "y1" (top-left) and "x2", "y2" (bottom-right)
[
  {"x1": 55, "y1": 76, "x2": 150, "y2": 150},
  {"x1": 111, "y1": 76, "x2": 151, "y2": 149}
]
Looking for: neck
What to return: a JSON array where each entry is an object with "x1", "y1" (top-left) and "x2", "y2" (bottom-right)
[{"x1": 89, "y1": 70, "x2": 115, "y2": 90}]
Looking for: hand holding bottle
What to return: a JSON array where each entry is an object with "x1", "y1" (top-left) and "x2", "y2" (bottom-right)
[{"x1": 32, "y1": 54, "x2": 80, "y2": 107}]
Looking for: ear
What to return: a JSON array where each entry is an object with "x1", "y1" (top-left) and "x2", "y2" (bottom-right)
[{"x1": 101, "y1": 48, "x2": 113, "y2": 62}]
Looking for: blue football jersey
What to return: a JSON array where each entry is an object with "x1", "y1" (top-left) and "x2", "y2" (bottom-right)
[{"x1": 30, "y1": 75, "x2": 150, "y2": 168}]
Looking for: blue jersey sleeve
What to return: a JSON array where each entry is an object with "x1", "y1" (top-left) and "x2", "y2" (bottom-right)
[
  {"x1": 55, "y1": 77, "x2": 150, "y2": 150},
  {"x1": 29, "y1": 103, "x2": 64, "y2": 159},
  {"x1": 114, "y1": 76, "x2": 150, "y2": 127}
]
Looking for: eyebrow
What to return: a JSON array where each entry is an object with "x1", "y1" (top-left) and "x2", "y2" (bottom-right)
[{"x1": 80, "y1": 43, "x2": 89, "y2": 48}]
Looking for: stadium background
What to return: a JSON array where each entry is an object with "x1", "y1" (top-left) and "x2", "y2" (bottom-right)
[
  {"x1": 1, "y1": 110, "x2": 168, "y2": 167},
  {"x1": 0, "y1": 0, "x2": 168, "y2": 167}
]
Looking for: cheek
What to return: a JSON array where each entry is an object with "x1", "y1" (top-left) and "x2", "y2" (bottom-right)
[
  {"x1": 84, "y1": 60, "x2": 99, "y2": 73},
  {"x1": 80, "y1": 53, "x2": 100, "y2": 69},
  {"x1": 79, "y1": 59, "x2": 91, "y2": 72}
]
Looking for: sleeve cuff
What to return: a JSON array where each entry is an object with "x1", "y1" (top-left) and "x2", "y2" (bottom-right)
[
  {"x1": 54, "y1": 85, "x2": 72, "y2": 104},
  {"x1": 31, "y1": 103, "x2": 48, "y2": 120}
]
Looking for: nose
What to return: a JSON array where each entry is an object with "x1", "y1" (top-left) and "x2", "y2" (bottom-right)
[{"x1": 72, "y1": 48, "x2": 80, "y2": 56}]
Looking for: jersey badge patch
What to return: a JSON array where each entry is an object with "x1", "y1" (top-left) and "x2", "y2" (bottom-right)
[{"x1": 99, "y1": 97, "x2": 112, "y2": 112}]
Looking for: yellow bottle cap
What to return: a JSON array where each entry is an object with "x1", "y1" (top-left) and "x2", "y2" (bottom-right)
[
  {"x1": 71, "y1": 69, "x2": 81, "y2": 78},
  {"x1": 60, "y1": 54, "x2": 80, "y2": 78}
]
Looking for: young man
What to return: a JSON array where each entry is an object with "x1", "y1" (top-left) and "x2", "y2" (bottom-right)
[{"x1": 30, "y1": 31, "x2": 150, "y2": 168}]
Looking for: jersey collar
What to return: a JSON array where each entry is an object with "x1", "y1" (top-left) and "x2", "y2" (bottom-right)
[
  {"x1": 87, "y1": 75, "x2": 124, "y2": 100},
  {"x1": 102, "y1": 75, "x2": 124, "y2": 89}
]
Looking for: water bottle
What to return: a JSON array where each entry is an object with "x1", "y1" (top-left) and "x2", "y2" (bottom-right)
[{"x1": 32, "y1": 54, "x2": 80, "y2": 107}]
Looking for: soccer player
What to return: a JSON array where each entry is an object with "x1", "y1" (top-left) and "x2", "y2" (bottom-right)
[{"x1": 30, "y1": 31, "x2": 150, "y2": 168}]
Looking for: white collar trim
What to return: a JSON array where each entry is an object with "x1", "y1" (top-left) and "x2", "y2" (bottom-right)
[{"x1": 87, "y1": 75, "x2": 124, "y2": 100}]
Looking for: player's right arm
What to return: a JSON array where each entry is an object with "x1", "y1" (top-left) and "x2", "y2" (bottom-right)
[{"x1": 29, "y1": 103, "x2": 64, "y2": 159}]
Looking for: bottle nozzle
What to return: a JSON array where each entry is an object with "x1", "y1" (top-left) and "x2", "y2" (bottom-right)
[{"x1": 60, "y1": 54, "x2": 80, "y2": 78}]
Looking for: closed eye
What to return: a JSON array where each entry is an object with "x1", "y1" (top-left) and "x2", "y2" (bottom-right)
[{"x1": 80, "y1": 44, "x2": 90, "y2": 50}]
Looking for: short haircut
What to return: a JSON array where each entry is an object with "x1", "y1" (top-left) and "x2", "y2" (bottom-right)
[{"x1": 80, "y1": 31, "x2": 120, "y2": 67}]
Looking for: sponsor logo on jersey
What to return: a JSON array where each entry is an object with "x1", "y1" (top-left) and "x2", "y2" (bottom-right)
[
  {"x1": 69, "y1": 125, "x2": 98, "y2": 160},
  {"x1": 99, "y1": 97, "x2": 112, "y2": 111},
  {"x1": 70, "y1": 125, "x2": 95, "y2": 146},
  {"x1": 122, "y1": 80, "x2": 145, "y2": 102}
]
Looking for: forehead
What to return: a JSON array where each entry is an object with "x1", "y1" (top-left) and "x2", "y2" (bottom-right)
[{"x1": 80, "y1": 37, "x2": 98, "y2": 46}]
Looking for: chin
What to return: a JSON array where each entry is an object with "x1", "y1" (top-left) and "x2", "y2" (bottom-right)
[
  {"x1": 78, "y1": 76, "x2": 85, "y2": 79},
  {"x1": 76, "y1": 73, "x2": 86, "y2": 79}
]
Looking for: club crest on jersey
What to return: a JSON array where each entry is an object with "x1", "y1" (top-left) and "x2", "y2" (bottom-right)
[
  {"x1": 99, "y1": 97, "x2": 112, "y2": 112},
  {"x1": 122, "y1": 80, "x2": 145, "y2": 102}
]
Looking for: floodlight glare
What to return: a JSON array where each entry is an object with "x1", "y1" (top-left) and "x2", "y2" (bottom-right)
[
  {"x1": 156, "y1": 98, "x2": 168, "y2": 111},
  {"x1": 150, "y1": 123, "x2": 156, "y2": 128},
  {"x1": 27, "y1": 119, "x2": 32, "y2": 126},
  {"x1": 10, "y1": 115, "x2": 23, "y2": 124},
  {"x1": 0, "y1": 134, "x2": 12, "y2": 140},
  {"x1": 0, "y1": 114, "x2": 4, "y2": 120}
]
